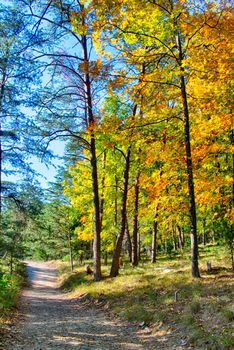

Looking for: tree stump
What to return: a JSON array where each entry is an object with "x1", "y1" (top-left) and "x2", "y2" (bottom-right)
[{"x1": 85, "y1": 265, "x2": 93, "y2": 275}]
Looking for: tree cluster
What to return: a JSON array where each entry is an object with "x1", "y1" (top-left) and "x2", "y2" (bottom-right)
[{"x1": 0, "y1": 0, "x2": 233, "y2": 279}]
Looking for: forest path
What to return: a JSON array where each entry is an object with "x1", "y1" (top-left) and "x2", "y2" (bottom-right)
[{"x1": 4, "y1": 261, "x2": 163, "y2": 350}]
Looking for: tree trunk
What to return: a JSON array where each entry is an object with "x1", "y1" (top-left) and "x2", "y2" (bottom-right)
[
  {"x1": 172, "y1": 225, "x2": 178, "y2": 251},
  {"x1": 0, "y1": 66, "x2": 7, "y2": 216},
  {"x1": 114, "y1": 175, "x2": 118, "y2": 226},
  {"x1": 202, "y1": 219, "x2": 206, "y2": 245},
  {"x1": 68, "y1": 231, "x2": 73, "y2": 272},
  {"x1": 177, "y1": 225, "x2": 183, "y2": 251},
  {"x1": 132, "y1": 172, "x2": 140, "y2": 266},
  {"x1": 151, "y1": 207, "x2": 158, "y2": 263},
  {"x1": 138, "y1": 232, "x2": 141, "y2": 261},
  {"x1": 230, "y1": 241, "x2": 234, "y2": 271},
  {"x1": 164, "y1": 238, "x2": 167, "y2": 254},
  {"x1": 177, "y1": 33, "x2": 200, "y2": 278},
  {"x1": 100, "y1": 151, "x2": 106, "y2": 230},
  {"x1": 110, "y1": 148, "x2": 131, "y2": 277},
  {"x1": 82, "y1": 32, "x2": 101, "y2": 281},
  {"x1": 125, "y1": 219, "x2": 132, "y2": 263}
]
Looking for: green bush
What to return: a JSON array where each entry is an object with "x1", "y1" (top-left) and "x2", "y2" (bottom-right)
[{"x1": 0, "y1": 273, "x2": 21, "y2": 311}]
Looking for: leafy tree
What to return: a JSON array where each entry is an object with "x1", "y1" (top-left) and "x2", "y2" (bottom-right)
[
  {"x1": 89, "y1": 0, "x2": 233, "y2": 277},
  {"x1": 0, "y1": 0, "x2": 46, "y2": 214},
  {"x1": 23, "y1": 0, "x2": 115, "y2": 280}
]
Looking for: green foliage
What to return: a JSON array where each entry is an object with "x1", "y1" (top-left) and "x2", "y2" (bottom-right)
[
  {"x1": 0, "y1": 274, "x2": 20, "y2": 310},
  {"x1": 0, "y1": 261, "x2": 26, "y2": 315},
  {"x1": 1, "y1": 0, "x2": 233, "y2": 289}
]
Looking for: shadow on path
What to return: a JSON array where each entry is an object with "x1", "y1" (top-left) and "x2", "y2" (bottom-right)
[{"x1": 5, "y1": 262, "x2": 159, "y2": 350}]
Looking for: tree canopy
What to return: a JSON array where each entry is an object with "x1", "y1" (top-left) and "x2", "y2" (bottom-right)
[{"x1": 0, "y1": 0, "x2": 233, "y2": 279}]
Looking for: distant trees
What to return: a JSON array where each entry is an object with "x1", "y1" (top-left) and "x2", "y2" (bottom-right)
[
  {"x1": 1, "y1": 182, "x2": 44, "y2": 273},
  {"x1": 1, "y1": 0, "x2": 233, "y2": 278}
]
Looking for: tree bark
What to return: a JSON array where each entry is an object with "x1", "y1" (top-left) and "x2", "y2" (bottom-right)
[
  {"x1": 68, "y1": 231, "x2": 73, "y2": 272},
  {"x1": 151, "y1": 207, "x2": 158, "y2": 263},
  {"x1": 125, "y1": 218, "x2": 132, "y2": 263},
  {"x1": 100, "y1": 151, "x2": 106, "y2": 230},
  {"x1": 110, "y1": 148, "x2": 131, "y2": 277},
  {"x1": 114, "y1": 175, "x2": 118, "y2": 226},
  {"x1": 138, "y1": 232, "x2": 141, "y2": 261},
  {"x1": 202, "y1": 219, "x2": 206, "y2": 245},
  {"x1": 230, "y1": 241, "x2": 234, "y2": 271},
  {"x1": 0, "y1": 65, "x2": 7, "y2": 216},
  {"x1": 82, "y1": 32, "x2": 101, "y2": 281},
  {"x1": 172, "y1": 225, "x2": 178, "y2": 251},
  {"x1": 177, "y1": 225, "x2": 183, "y2": 250},
  {"x1": 177, "y1": 32, "x2": 200, "y2": 278},
  {"x1": 132, "y1": 172, "x2": 140, "y2": 266}
]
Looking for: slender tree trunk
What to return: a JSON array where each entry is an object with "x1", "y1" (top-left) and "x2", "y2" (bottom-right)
[
  {"x1": 0, "y1": 67, "x2": 7, "y2": 216},
  {"x1": 110, "y1": 148, "x2": 131, "y2": 277},
  {"x1": 202, "y1": 219, "x2": 206, "y2": 245},
  {"x1": 230, "y1": 241, "x2": 234, "y2": 271},
  {"x1": 68, "y1": 231, "x2": 73, "y2": 272},
  {"x1": 177, "y1": 33, "x2": 200, "y2": 278},
  {"x1": 182, "y1": 227, "x2": 185, "y2": 247},
  {"x1": 132, "y1": 172, "x2": 140, "y2": 266},
  {"x1": 82, "y1": 32, "x2": 101, "y2": 281},
  {"x1": 126, "y1": 219, "x2": 132, "y2": 263},
  {"x1": 164, "y1": 238, "x2": 167, "y2": 254},
  {"x1": 100, "y1": 151, "x2": 106, "y2": 230},
  {"x1": 90, "y1": 138, "x2": 102, "y2": 281},
  {"x1": 177, "y1": 225, "x2": 183, "y2": 250},
  {"x1": 114, "y1": 175, "x2": 118, "y2": 226},
  {"x1": 172, "y1": 225, "x2": 178, "y2": 251},
  {"x1": 138, "y1": 232, "x2": 141, "y2": 261},
  {"x1": 151, "y1": 207, "x2": 158, "y2": 263}
]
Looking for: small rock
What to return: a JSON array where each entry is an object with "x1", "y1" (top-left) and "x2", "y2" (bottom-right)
[{"x1": 180, "y1": 339, "x2": 187, "y2": 346}]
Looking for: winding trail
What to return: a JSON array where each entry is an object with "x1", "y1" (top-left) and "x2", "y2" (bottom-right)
[{"x1": 4, "y1": 262, "x2": 159, "y2": 350}]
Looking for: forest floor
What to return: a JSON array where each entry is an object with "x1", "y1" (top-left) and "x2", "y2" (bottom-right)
[
  {"x1": 1, "y1": 245, "x2": 233, "y2": 349},
  {"x1": 0, "y1": 261, "x2": 191, "y2": 350},
  {"x1": 57, "y1": 245, "x2": 234, "y2": 350}
]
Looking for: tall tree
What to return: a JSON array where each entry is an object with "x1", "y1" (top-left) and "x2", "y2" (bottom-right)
[{"x1": 26, "y1": 0, "x2": 113, "y2": 280}]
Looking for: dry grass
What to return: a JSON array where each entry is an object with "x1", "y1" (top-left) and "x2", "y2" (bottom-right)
[{"x1": 58, "y1": 244, "x2": 234, "y2": 349}]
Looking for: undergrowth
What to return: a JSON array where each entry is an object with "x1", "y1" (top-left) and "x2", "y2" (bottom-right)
[
  {"x1": 0, "y1": 261, "x2": 27, "y2": 320},
  {"x1": 58, "y1": 244, "x2": 234, "y2": 349}
]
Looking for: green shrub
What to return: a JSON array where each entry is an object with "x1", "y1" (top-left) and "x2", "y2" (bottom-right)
[{"x1": 0, "y1": 273, "x2": 21, "y2": 311}]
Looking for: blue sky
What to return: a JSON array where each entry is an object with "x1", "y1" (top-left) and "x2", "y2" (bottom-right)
[
  {"x1": 30, "y1": 140, "x2": 66, "y2": 187},
  {"x1": 3, "y1": 140, "x2": 66, "y2": 189}
]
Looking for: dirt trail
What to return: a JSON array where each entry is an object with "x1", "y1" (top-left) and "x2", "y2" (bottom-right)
[
  {"x1": 2, "y1": 262, "x2": 192, "y2": 350},
  {"x1": 4, "y1": 262, "x2": 159, "y2": 350}
]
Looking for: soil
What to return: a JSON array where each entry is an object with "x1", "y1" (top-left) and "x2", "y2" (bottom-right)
[{"x1": 1, "y1": 262, "x2": 191, "y2": 350}]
